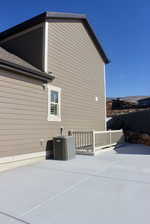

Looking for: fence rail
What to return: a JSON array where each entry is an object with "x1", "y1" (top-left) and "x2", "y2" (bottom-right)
[
  {"x1": 93, "y1": 130, "x2": 124, "y2": 152},
  {"x1": 70, "y1": 131, "x2": 94, "y2": 154},
  {"x1": 69, "y1": 129, "x2": 124, "y2": 155}
]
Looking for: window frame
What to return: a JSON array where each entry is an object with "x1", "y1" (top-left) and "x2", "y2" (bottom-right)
[{"x1": 47, "y1": 84, "x2": 61, "y2": 122}]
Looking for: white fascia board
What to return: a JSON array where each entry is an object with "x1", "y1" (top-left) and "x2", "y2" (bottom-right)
[{"x1": 44, "y1": 21, "x2": 48, "y2": 73}]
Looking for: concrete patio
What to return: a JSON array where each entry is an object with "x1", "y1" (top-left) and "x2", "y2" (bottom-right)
[{"x1": 0, "y1": 143, "x2": 150, "y2": 224}]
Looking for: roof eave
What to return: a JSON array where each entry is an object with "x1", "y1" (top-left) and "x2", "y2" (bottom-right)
[
  {"x1": 84, "y1": 18, "x2": 110, "y2": 64},
  {"x1": 0, "y1": 59, "x2": 54, "y2": 82}
]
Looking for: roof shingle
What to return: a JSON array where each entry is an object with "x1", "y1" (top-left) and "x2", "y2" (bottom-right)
[
  {"x1": 0, "y1": 47, "x2": 41, "y2": 72},
  {"x1": 0, "y1": 46, "x2": 54, "y2": 81}
]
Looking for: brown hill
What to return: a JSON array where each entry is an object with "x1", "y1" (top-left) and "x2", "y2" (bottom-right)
[{"x1": 107, "y1": 96, "x2": 150, "y2": 117}]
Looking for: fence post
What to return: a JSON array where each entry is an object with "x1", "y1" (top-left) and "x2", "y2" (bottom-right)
[
  {"x1": 109, "y1": 131, "x2": 112, "y2": 145},
  {"x1": 92, "y1": 130, "x2": 96, "y2": 155}
]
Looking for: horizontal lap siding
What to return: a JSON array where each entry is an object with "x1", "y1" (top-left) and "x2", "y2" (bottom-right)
[
  {"x1": 48, "y1": 20, "x2": 105, "y2": 131},
  {"x1": 0, "y1": 69, "x2": 60, "y2": 157}
]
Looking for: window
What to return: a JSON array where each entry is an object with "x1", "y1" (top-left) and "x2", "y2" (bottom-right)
[{"x1": 48, "y1": 85, "x2": 61, "y2": 121}]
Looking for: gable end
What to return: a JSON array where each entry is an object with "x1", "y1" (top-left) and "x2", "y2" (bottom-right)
[{"x1": 0, "y1": 12, "x2": 110, "y2": 64}]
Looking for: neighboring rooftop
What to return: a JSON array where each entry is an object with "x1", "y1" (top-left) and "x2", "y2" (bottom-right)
[{"x1": 0, "y1": 11, "x2": 110, "y2": 64}]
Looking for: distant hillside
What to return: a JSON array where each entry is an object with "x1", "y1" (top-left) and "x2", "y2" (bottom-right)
[
  {"x1": 106, "y1": 96, "x2": 150, "y2": 117},
  {"x1": 107, "y1": 96, "x2": 150, "y2": 103},
  {"x1": 117, "y1": 96, "x2": 150, "y2": 103}
]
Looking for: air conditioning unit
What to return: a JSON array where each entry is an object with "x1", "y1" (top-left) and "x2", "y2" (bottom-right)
[{"x1": 53, "y1": 136, "x2": 76, "y2": 160}]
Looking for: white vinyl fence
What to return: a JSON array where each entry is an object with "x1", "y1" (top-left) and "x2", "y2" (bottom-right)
[
  {"x1": 93, "y1": 130, "x2": 124, "y2": 153},
  {"x1": 70, "y1": 130, "x2": 124, "y2": 155}
]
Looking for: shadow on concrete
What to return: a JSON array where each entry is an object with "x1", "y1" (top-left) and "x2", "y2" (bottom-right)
[
  {"x1": 114, "y1": 143, "x2": 150, "y2": 155},
  {"x1": 46, "y1": 140, "x2": 54, "y2": 160}
]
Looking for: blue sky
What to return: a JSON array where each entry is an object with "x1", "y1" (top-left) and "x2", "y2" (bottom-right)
[{"x1": 0, "y1": 0, "x2": 149, "y2": 97}]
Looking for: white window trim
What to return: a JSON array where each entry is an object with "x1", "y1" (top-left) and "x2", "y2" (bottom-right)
[{"x1": 47, "y1": 84, "x2": 61, "y2": 122}]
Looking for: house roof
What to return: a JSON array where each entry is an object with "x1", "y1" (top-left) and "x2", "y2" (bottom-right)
[
  {"x1": 0, "y1": 46, "x2": 40, "y2": 71},
  {"x1": 0, "y1": 12, "x2": 110, "y2": 64},
  {"x1": 0, "y1": 47, "x2": 54, "y2": 81}
]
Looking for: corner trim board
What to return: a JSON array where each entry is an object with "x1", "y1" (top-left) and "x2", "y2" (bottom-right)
[
  {"x1": 44, "y1": 21, "x2": 48, "y2": 72},
  {"x1": 104, "y1": 64, "x2": 107, "y2": 130}
]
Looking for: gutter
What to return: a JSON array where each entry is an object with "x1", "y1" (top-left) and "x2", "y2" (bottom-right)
[{"x1": 0, "y1": 59, "x2": 55, "y2": 82}]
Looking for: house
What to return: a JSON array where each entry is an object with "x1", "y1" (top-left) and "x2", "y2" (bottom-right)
[
  {"x1": 0, "y1": 12, "x2": 109, "y2": 160},
  {"x1": 138, "y1": 97, "x2": 150, "y2": 108}
]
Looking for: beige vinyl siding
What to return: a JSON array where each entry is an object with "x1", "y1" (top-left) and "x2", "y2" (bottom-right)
[
  {"x1": 47, "y1": 20, "x2": 105, "y2": 131},
  {"x1": 0, "y1": 69, "x2": 60, "y2": 157}
]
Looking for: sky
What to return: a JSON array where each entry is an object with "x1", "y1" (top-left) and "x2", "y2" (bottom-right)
[{"x1": 0, "y1": 0, "x2": 149, "y2": 97}]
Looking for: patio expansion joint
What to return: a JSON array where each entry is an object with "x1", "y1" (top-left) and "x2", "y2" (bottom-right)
[
  {"x1": 19, "y1": 175, "x2": 91, "y2": 219},
  {"x1": 0, "y1": 211, "x2": 31, "y2": 224}
]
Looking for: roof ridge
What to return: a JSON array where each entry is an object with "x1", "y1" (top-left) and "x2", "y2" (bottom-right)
[{"x1": 45, "y1": 11, "x2": 87, "y2": 18}]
